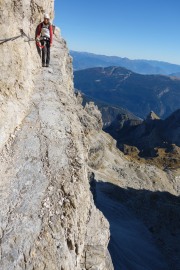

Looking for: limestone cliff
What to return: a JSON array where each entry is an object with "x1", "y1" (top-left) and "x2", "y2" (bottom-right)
[
  {"x1": 0, "y1": 1, "x2": 113, "y2": 269},
  {"x1": 0, "y1": 0, "x2": 54, "y2": 149}
]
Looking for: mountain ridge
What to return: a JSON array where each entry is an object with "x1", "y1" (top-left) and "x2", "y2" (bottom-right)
[
  {"x1": 71, "y1": 50, "x2": 180, "y2": 75},
  {"x1": 74, "y1": 66, "x2": 180, "y2": 119}
]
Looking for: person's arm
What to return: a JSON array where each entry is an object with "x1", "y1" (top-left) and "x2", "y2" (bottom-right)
[
  {"x1": 49, "y1": 25, "x2": 53, "y2": 45},
  {"x1": 36, "y1": 23, "x2": 42, "y2": 38}
]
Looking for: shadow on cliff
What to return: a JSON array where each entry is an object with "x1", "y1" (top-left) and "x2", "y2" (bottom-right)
[{"x1": 90, "y1": 179, "x2": 180, "y2": 270}]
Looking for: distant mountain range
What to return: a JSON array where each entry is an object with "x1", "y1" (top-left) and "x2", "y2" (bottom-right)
[
  {"x1": 71, "y1": 50, "x2": 180, "y2": 76},
  {"x1": 74, "y1": 66, "x2": 180, "y2": 119}
]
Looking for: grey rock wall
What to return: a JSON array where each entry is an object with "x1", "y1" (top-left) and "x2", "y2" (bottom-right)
[
  {"x1": 0, "y1": 1, "x2": 113, "y2": 269},
  {"x1": 0, "y1": 0, "x2": 53, "y2": 150}
]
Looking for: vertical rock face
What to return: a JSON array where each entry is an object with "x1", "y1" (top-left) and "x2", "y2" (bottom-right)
[
  {"x1": 0, "y1": 1, "x2": 113, "y2": 270},
  {"x1": 0, "y1": 0, "x2": 53, "y2": 149}
]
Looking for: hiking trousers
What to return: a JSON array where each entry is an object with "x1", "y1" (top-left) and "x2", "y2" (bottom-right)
[{"x1": 41, "y1": 39, "x2": 50, "y2": 65}]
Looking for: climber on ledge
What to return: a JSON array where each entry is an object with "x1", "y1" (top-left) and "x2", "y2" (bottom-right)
[{"x1": 36, "y1": 13, "x2": 53, "y2": 67}]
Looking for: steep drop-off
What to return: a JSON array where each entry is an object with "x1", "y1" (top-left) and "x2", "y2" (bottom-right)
[{"x1": 83, "y1": 117, "x2": 180, "y2": 269}]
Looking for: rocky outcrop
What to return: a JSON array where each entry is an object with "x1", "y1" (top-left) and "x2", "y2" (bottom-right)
[
  {"x1": 105, "y1": 109, "x2": 180, "y2": 168},
  {"x1": 79, "y1": 92, "x2": 140, "y2": 127},
  {"x1": 146, "y1": 111, "x2": 160, "y2": 120},
  {"x1": 0, "y1": 2, "x2": 113, "y2": 269}
]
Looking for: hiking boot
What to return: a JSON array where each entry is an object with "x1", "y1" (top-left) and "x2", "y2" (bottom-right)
[
  {"x1": 46, "y1": 64, "x2": 49, "y2": 67},
  {"x1": 42, "y1": 63, "x2": 46, "y2": 67}
]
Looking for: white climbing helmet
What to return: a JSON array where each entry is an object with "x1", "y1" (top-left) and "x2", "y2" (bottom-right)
[{"x1": 44, "y1": 13, "x2": 50, "y2": 19}]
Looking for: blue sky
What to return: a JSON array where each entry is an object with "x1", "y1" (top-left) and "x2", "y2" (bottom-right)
[{"x1": 54, "y1": 0, "x2": 180, "y2": 64}]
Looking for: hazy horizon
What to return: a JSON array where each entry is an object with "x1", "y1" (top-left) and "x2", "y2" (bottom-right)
[
  {"x1": 70, "y1": 50, "x2": 180, "y2": 66},
  {"x1": 54, "y1": 0, "x2": 180, "y2": 65}
]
